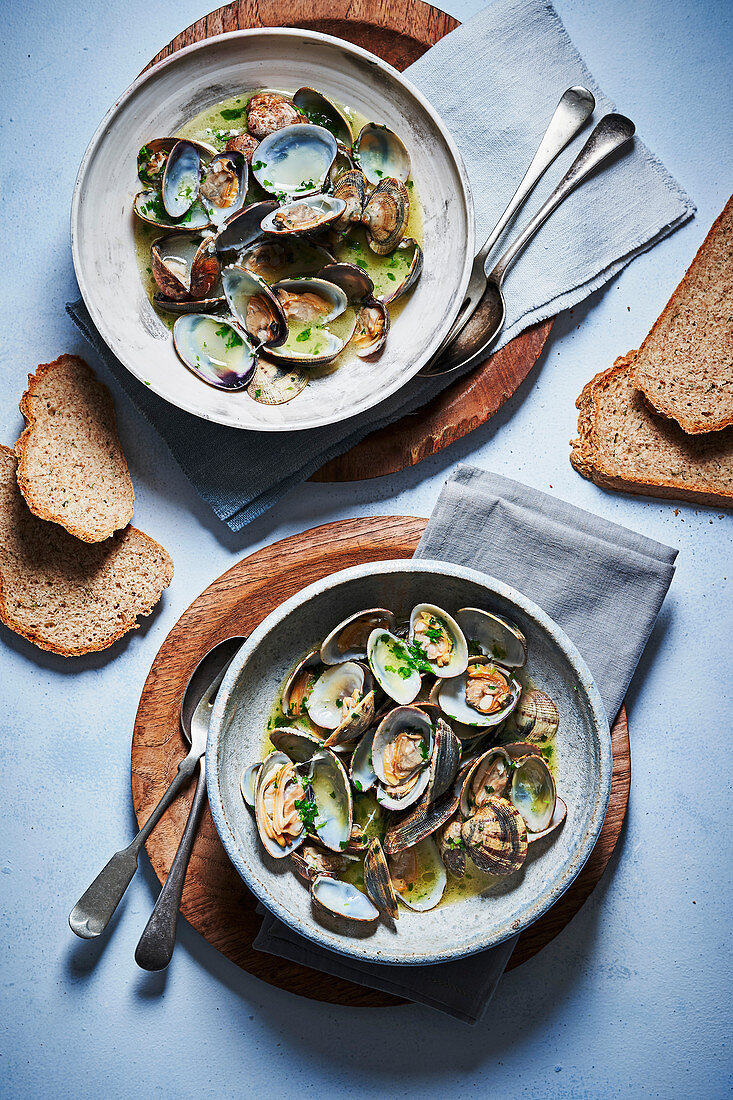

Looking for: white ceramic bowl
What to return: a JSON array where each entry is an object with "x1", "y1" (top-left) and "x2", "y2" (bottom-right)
[
  {"x1": 207, "y1": 561, "x2": 612, "y2": 966},
  {"x1": 71, "y1": 29, "x2": 474, "y2": 431}
]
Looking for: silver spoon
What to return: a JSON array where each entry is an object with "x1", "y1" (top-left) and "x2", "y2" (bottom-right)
[
  {"x1": 68, "y1": 636, "x2": 245, "y2": 940},
  {"x1": 134, "y1": 643, "x2": 240, "y2": 971},
  {"x1": 430, "y1": 85, "x2": 596, "y2": 365},
  {"x1": 421, "y1": 113, "x2": 636, "y2": 377}
]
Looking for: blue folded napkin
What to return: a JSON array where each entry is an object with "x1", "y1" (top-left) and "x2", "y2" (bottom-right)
[{"x1": 68, "y1": 0, "x2": 693, "y2": 529}]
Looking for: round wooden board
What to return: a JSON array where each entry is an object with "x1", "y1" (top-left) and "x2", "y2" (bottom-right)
[
  {"x1": 144, "y1": 0, "x2": 555, "y2": 483},
  {"x1": 132, "y1": 517, "x2": 630, "y2": 1008}
]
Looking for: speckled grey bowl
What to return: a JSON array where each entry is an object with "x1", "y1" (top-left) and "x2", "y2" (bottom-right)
[{"x1": 207, "y1": 561, "x2": 611, "y2": 965}]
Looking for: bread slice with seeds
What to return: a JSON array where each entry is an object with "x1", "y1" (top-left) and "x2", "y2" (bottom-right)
[
  {"x1": 570, "y1": 353, "x2": 733, "y2": 507},
  {"x1": 0, "y1": 446, "x2": 173, "y2": 655},
  {"x1": 15, "y1": 355, "x2": 134, "y2": 542},
  {"x1": 628, "y1": 196, "x2": 733, "y2": 434}
]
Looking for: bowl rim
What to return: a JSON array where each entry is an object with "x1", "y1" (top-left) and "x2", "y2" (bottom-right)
[
  {"x1": 70, "y1": 27, "x2": 475, "y2": 432},
  {"x1": 206, "y1": 558, "x2": 612, "y2": 966}
]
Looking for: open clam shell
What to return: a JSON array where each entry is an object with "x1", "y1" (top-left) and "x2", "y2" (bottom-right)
[
  {"x1": 527, "y1": 796, "x2": 567, "y2": 844},
  {"x1": 240, "y1": 762, "x2": 261, "y2": 808},
  {"x1": 317, "y1": 262, "x2": 374, "y2": 303},
  {"x1": 254, "y1": 750, "x2": 307, "y2": 858},
  {"x1": 199, "y1": 150, "x2": 248, "y2": 228},
  {"x1": 307, "y1": 749, "x2": 353, "y2": 852},
  {"x1": 461, "y1": 795, "x2": 528, "y2": 876},
  {"x1": 306, "y1": 661, "x2": 366, "y2": 730},
  {"x1": 242, "y1": 239, "x2": 335, "y2": 283},
  {"x1": 459, "y1": 747, "x2": 513, "y2": 817},
  {"x1": 311, "y1": 875, "x2": 379, "y2": 924},
  {"x1": 261, "y1": 194, "x2": 346, "y2": 236},
  {"x1": 437, "y1": 656, "x2": 521, "y2": 728},
  {"x1": 349, "y1": 730, "x2": 377, "y2": 794},
  {"x1": 150, "y1": 232, "x2": 219, "y2": 302},
  {"x1": 291, "y1": 844, "x2": 349, "y2": 885},
  {"x1": 424, "y1": 717, "x2": 462, "y2": 804},
  {"x1": 367, "y1": 628, "x2": 421, "y2": 705},
  {"x1": 153, "y1": 292, "x2": 226, "y2": 315},
  {"x1": 321, "y1": 608, "x2": 396, "y2": 664},
  {"x1": 162, "y1": 140, "x2": 202, "y2": 219},
  {"x1": 378, "y1": 237, "x2": 423, "y2": 304},
  {"x1": 353, "y1": 299, "x2": 390, "y2": 357},
  {"x1": 253, "y1": 123, "x2": 337, "y2": 197},
  {"x1": 214, "y1": 200, "x2": 279, "y2": 257},
  {"x1": 456, "y1": 609, "x2": 527, "y2": 668},
  {"x1": 134, "y1": 189, "x2": 210, "y2": 231},
  {"x1": 363, "y1": 838, "x2": 399, "y2": 919},
  {"x1": 354, "y1": 123, "x2": 411, "y2": 185},
  {"x1": 137, "y1": 137, "x2": 215, "y2": 187},
  {"x1": 509, "y1": 753, "x2": 556, "y2": 833},
  {"x1": 362, "y1": 178, "x2": 410, "y2": 255},
  {"x1": 172, "y1": 314, "x2": 256, "y2": 391},
  {"x1": 388, "y1": 837, "x2": 447, "y2": 911},
  {"x1": 323, "y1": 689, "x2": 376, "y2": 748},
  {"x1": 328, "y1": 142, "x2": 355, "y2": 187},
  {"x1": 293, "y1": 87, "x2": 353, "y2": 147},
  {"x1": 409, "y1": 603, "x2": 468, "y2": 679},
  {"x1": 266, "y1": 278, "x2": 355, "y2": 366},
  {"x1": 281, "y1": 647, "x2": 322, "y2": 717},
  {"x1": 269, "y1": 726, "x2": 323, "y2": 764},
  {"x1": 221, "y1": 266, "x2": 288, "y2": 348},
  {"x1": 371, "y1": 705, "x2": 433, "y2": 811}
]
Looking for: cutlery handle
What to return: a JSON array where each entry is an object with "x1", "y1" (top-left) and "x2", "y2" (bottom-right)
[
  {"x1": 491, "y1": 113, "x2": 635, "y2": 283},
  {"x1": 475, "y1": 86, "x2": 595, "y2": 269},
  {"x1": 68, "y1": 750, "x2": 198, "y2": 940},
  {"x1": 134, "y1": 760, "x2": 208, "y2": 971}
]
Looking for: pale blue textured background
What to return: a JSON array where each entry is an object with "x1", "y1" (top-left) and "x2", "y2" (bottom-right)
[{"x1": 1, "y1": 0, "x2": 731, "y2": 1096}]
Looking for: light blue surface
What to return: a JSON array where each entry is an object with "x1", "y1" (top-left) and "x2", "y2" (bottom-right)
[{"x1": 1, "y1": 0, "x2": 731, "y2": 1095}]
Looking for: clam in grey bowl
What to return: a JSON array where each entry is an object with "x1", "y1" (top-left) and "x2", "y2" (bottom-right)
[
  {"x1": 207, "y1": 561, "x2": 612, "y2": 966},
  {"x1": 71, "y1": 29, "x2": 473, "y2": 431}
]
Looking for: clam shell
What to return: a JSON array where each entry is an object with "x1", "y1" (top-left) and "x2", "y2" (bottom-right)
[
  {"x1": 317, "y1": 261, "x2": 374, "y2": 303},
  {"x1": 242, "y1": 239, "x2": 335, "y2": 283},
  {"x1": 199, "y1": 150, "x2": 248, "y2": 228},
  {"x1": 509, "y1": 753, "x2": 556, "y2": 833},
  {"x1": 307, "y1": 749, "x2": 353, "y2": 852},
  {"x1": 150, "y1": 232, "x2": 219, "y2": 301},
  {"x1": 214, "y1": 200, "x2": 279, "y2": 256},
  {"x1": 378, "y1": 237, "x2": 423, "y2": 304},
  {"x1": 281, "y1": 646, "x2": 321, "y2": 718},
  {"x1": 240, "y1": 762, "x2": 261, "y2": 808},
  {"x1": 172, "y1": 314, "x2": 256, "y2": 391},
  {"x1": 162, "y1": 140, "x2": 201, "y2": 219},
  {"x1": 247, "y1": 357, "x2": 309, "y2": 404},
  {"x1": 134, "y1": 189, "x2": 210, "y2": 231},
  {"x1": 353, "y1": 299, "x2": 390, "y2": 357},
  {"x1": 363, "y1": 838, "x2": 399, "y2": 919},
  {"x1": 321, "y1": 608, "x2": 395, "y2": 664},
  {"x1": 371, "y1": 705, "x2": 433, "y2": 811},
  {"x1": 383, "y1": 788, "x2": 459, "y2": 855},
  {"x1": 388, "y1": 837, "x2": 447, "y2": 911},
  {"x1": 409, "y1": 603, "x2": 468, "y2": 679},
  {"x1": 292, "y1": 87, "x2": 353, "y2": 147},
  {"x1": 367, "y1": 628, "x2": 421, "y2": 705},
  {"x1": 261, "y1": 194, "x2": 346, "y2": 235},
  {"x1": 435, "y1": 815, "x2": 466, "y2": 878},
  {"x1": 311, "y1": 875, "x2": 379, "y2": 923},
  {"x1": 323, "y1": 689, "x2": 376, "y2": 748},
  {"x1": 459, "y1": 747, "x2": 512, "y2": 817},
  {"x1": 221, "y1": 266, "x2": 287, "y2": 348},
  {"x1": 461, "y1": 796, "x2": 527, "y2": 876},
  {"x1": 290, "y1": 844, "x2": 348, "y2": 884},
  {"x1": 424, "y1": 717, "x2": 462, "y2": 804},
  {"x1": 437, "y1": 656, "x2": 521, "y2": 728},
  {"x1": 456, "y1": 608, "x2": 527, "y2": 668},
  {"x1": 254, "y1": 751, "x2": 306, "y2": 859},
  {"x1": 253, "y1": 123, "x2": 337, "y2": 197},
  {"x1": 270, "y1": 727, "x2": 323, "y2": 764},
  {"x1": 512, "y1": 689, "x2": 560, "y2": 741},
  {"x1": 362, "y1": 177, "x2": 410, "y2": 255},
  {"x1": 306, "y1": 661, "x2": 365, "y2": 730},
  {"x1": 527, "y1": 796, "x2": 567, "y2": 844},
  {"x1": 332, "y1": 168, "x2": 367, "y2": 229},
  {"x1": 349, "y1": 730, "x2": 377, "y2": 794},
  {"x1": 354, "y1": 123, "x2": 411, "y2": 185}
]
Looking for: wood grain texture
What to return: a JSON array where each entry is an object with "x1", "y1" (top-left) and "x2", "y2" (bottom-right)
[
  {"x1": 132, "y1": 517, "x2": 630, "y2": 1007},
  {"x1": 144, "y1": 0, "x2": 555, "y2": 483}
]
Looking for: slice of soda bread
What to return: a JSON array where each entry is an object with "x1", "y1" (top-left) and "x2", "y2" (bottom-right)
[
  {"x1": 570, "y1": 353, "x2": 733, "y2": 507},
  {"x1": 0, "y1": 445, "x2": 173, "y2": 655},
  {"x1": 628, "y1": 196, "x2": 733, "y2": 434},
  {"x1": 15, "y1": 355, "x2": 134, "y2": 542}
]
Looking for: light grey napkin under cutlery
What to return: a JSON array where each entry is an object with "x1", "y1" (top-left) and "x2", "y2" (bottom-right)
[
  {"x1": 252, "y1": 465, "x2": 678, "y2": 1023},
  {"x1": 67, "y1": 0, "x2": 694, "y2": 529}
]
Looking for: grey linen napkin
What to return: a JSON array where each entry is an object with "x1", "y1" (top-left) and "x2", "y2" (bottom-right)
[
  {"x1": 67, "y1": 0, "x2": 693, "y2": 530},
  {"x1": 252, "y1": 466, "x2": 678, "y2": 1023}
]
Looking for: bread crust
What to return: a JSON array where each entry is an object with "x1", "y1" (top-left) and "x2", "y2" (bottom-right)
[
  {"x1": 570, "y1": 354, "x2": 733, "y2": 508},
  {"x1": 628, "y1": 196, "x2": 733, "y2": 434},
  {"x1": 15, "y1": 355, "x2": 134, "y2": 542},
  {"x1": 0, "y1": 445, "x2": 172, "y2": 656}
]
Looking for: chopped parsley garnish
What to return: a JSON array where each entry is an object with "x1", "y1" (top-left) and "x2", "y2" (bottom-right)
[
  {"x1": 220, "y1": 107, "x2": 246, "y2": 121},
  {"x1": 296, "y1": 327, "x2": 312, "y2": 342}
]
